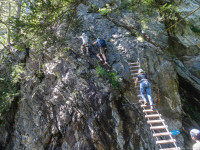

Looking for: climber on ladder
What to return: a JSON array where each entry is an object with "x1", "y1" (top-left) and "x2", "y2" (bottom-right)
[{"x1": 134, "y1": 69, "x2": 155, "y2": 109}]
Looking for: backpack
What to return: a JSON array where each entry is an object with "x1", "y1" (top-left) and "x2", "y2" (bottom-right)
[{"x1": 98, "y1": 39, "x2": 106, "y2": 47}]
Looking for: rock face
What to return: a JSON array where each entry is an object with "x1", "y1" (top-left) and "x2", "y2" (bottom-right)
[{"x1": 0, "y1": 0, "x2": 199, "y2": 150}]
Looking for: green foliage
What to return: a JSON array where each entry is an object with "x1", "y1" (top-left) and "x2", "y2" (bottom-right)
[
  {"x1": 190, "y1": 25, "x2": 200, "y2": 34},
  {"x1": 98, "y1": 4, "x2": 112, "y2": 16},
  {"x1": 10, "y1": 64, "x2": 25, "y2": 84},
  {"x1": 95, "y1": 65, "x2": 119, "y2": 89},
  {"x1": 0, "y1": 74, "x2": 19, "y2": 116},
  {"x1": 88, "y1": 4, "x2": 99, "y2": 13}
]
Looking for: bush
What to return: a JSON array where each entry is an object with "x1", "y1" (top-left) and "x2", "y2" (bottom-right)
[{"x1": 95, "y1": 65, "x2": 119, "y2": 89}]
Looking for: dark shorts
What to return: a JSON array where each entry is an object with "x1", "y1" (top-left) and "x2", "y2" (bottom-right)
[
  {"x1": 98, "y1": 47, "x2": 106, "y2": 55},
  {"x1": 81, "y1": 43, "x2": 88, "y2": 48}
]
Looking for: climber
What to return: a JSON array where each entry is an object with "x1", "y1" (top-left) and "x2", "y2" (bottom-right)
[
  {"x1": 190, "y1": 129, "x2": 200, "y2": 150},
  {"x1": 134, "y1": 69, "x2": 154, "y2": 109},
  {"x1": 79, "y1": 33, "x2": 89, "y2": 55},
  {"x1": 93, "y1": 37, "x2": 108, "y2": 65}
]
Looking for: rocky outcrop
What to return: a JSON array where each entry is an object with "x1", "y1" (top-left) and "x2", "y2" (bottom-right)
[{"x1": 0, "y1": 0, "x2": 199, "y2": 150}]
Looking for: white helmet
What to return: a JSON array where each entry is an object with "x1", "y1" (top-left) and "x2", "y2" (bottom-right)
[
  {"x1": 82, "y1": 33, "x2": 86, "y2": 36},
  {"x1": 138, "y1": 69, "x2": 144, "y2": 74}
]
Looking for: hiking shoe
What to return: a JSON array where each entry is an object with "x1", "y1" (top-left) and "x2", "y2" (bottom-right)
[
  {"x1": 103, "y1": 62, "x2": 108, "y2": 65},
  {"x1": 143, "y1": 101, "x2": 147, "y2": 105},
  {"x1": 86, "y1": 52, "x2": 89, "y2": 56},
  {"x1": 98, "y1": 59, "x2": 103, "y2": 62}
]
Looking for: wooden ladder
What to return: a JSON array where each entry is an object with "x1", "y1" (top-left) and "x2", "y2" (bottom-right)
[{"x1": 128, "y1": 62, "x2": 181, "y2": 150}]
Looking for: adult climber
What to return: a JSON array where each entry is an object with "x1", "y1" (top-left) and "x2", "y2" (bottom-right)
[
  {"x1": 93, "y1": 37, "x2": 108, "y2": 65},
  {"x1": 190, "y1": 129, "x2": 200, "y2": 150},
  {"x1": 79, "y1": 33, "x2": 89, "y2": 55},
  {"x1": 134, "y1": 69, "x2": 154, "y2": 109}
]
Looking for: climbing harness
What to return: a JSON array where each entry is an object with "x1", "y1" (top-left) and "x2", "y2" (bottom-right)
[{"x1": 127, "y1": 42, "x2": 181, "y2": 150}]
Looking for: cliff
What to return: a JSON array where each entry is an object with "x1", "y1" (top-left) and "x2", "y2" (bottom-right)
[{"x1": 0, "y1": 0, "x2": 199, "y2": 149}]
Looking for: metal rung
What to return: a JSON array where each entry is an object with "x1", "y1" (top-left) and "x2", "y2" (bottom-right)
[
  {"x1": 143, "y1": 109, "x2": 157, "y2": 113},
  {"x1": 159, "y1": 147, "x2": 180, "y2": 150},
  {"x1": 145, "y1": 114, "x2": 161, "y2": 118},
  {"x1": 153, "y1": 132, "x2": 172, "y2": 137},
  {"x1": 150, "y1": 125, "x2": 168, "y2": 130},
  {"x1": 137, "y1": 95, "x2": 142, "y2": 97},
  {"x1": 156, "y1": 139, "x2": 176, "y2": 144},
  {"x1": 147, "y1": 119, "x2": 165, "y2": 124}
]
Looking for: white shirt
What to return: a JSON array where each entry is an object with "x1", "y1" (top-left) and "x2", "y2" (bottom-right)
[
  {"x1": 80, "y1": 36, "x2": 88, "y2": 44},
  {"x1": 193, "y1": 141, "x2": 200, "y2": 150}
]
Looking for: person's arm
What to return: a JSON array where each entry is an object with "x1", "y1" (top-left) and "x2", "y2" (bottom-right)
[
  {"x1": 93, "y1": 41, "x2": 97, "y2": 45},
  {"x1": 135, "y1": 77, "x2": 138, "y2": 87}
]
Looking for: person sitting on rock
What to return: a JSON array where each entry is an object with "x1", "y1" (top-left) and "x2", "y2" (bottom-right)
[
  {"x1": 190, "y1": 129, "x2": 200, "y2": 150},
  {"x1": 134, "y1": 69, "x2": 154, "y2": 109},
  {"x1": 79, "y1": 33, "x2": 89, "y2": 55},
  {"x1": 93, "y1": 37, "x2": 108, "y2": 65}
]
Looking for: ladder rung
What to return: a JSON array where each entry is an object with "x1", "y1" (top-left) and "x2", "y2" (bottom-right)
[
  {"x1": 130, "y1": 69, "x2": 138, "y2": 72},
  {"x1": 147, "y1": 119, "x2": 165, "y2": 124},
  {"x1": 150, "y1": 125, "x2": 168, "y2": 130},
  {"x1": 131, "y1": 74, "x2": 139, "y2": 77},
  {"x1": 153, "y1": 132, "x2": 172, "y2": 137},
  {"x1": 145, "y1": 114, "x2": 161, "y2": 118},
  {"x1": 129, "y1": 66, "x2": 140, "y2": 69},
  {"x1": 128, "y1": 62, "x2": 139, "y2": 65},
  {"x1": 141, "y1": 104, "x2": 156, "y2": 107},
  {"x1": 137, "y1": 95, "x2": 142, "y2": 97},
  {"x1": 156, "y1": 139, "x2": 176, "y2": 144},
  {"x1": 143, "y1": 109, "x2": 157, "y2": 113},
  {"x1": 159, "y1": 147, "x2": 180, "y2": 150}
]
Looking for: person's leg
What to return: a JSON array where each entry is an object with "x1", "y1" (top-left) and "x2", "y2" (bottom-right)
[
  {"x1": 81, "y1": 45, "x2": 84, "y2": 53},
  {"x1": 140, "y1": 82, "x2": 147, "y2": 104},
  {"x1": 146, "y1": 86, "x2": 154, "y2": 106},
  {"x1": 86, "y1": 43, "x2": 89, "y2": 54},
  {"x1": 96, "y1": 53, "x2": 103, "y2": 61},
  {"x1": 100, "y1": 47, "x2": 108, "y2": 64}
]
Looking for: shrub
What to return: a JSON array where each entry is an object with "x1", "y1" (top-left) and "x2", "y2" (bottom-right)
[{"x1": 95, "y1": 65, "x2": 119, "y2": 89}]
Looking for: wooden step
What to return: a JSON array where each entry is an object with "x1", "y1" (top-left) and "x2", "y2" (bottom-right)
[
  {"x1": 129, "y1": 66, "x2": 140, "y2": 69},
  {"x1": 128, "y1": 62, "x2": 139, "y2": 65},
  {"x1": 130, "y1": 69, "x2": 138, "y2": 72},
  {"x1": 145, "y1": 114, "x2": 161, "y2": 118},
  {"x1": 159, "y1": 147, "x2": 180, "y2": 150},
  {"x1": 156, "y1": 139, "x2": 176, "y2": 144},
  {"x1": 147, "y1": 119, "x2": 165, "y2": 124},
  {"x1": 141, "y1": 104, "x2": 156, "y2": 108},
  {"x1": 150, "y1": 125, "x2": 168, "y2": 130},
  {"x1": 143, "y1": 109, "x2": 157, "y2": 113},
  {"x1": 153, "y1": 132, "x2": 172, "y2": 137},
  {"x1": 131, "y1": 73, "x2": 139, "y2": 76}
]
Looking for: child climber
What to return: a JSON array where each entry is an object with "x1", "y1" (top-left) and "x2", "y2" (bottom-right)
[
  {"x1": 79, "y1": 33, "x2": 89, "y2": 55},
  {"x1": 135, "y1": 69, "x2": 154, "y2": 109},
  {"x1": 93, "y1": 37, "x2": 108, "y2": 65}
]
